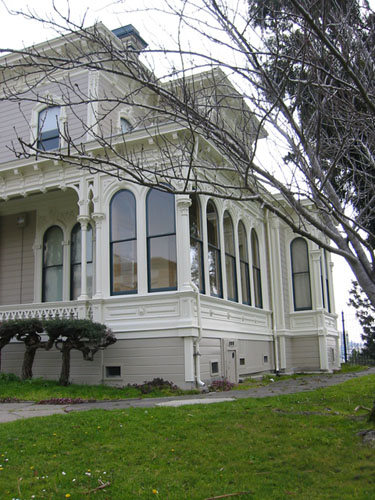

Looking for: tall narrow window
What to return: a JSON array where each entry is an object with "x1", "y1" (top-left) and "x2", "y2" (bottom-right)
[
  {"x1": 71, "y1": 223, "x2": 93, "y2": 300},
  {"x1": 251, "y1": 229, "x2": 263, "y2": 308},
  {"x1": 207, "y1": 200, "x2": 222, "y2": 297},
  {"x1": 190, "y1": 195, "x2": 205, "y2": 293},
  {"x1": 291, "y1": 238, "x2": 312, "y2": 311},
  {"x1": 43, "y1": 226, "x2": 63, "y2": 302},
  {"x1": 147, "y1": 188, "x2": 177, "y2": 292},
  {"x1": 224, "y1": 211, "x2": 237, "y2": 302},
  {"x1": 38, "y1": 106, "x2": 60, "y2": 151},
  {"x1": 238, "y1": 221, "x2": 251, "y2": 305},
  {"x1": 110, "y1": 190, "x2": 137, "y2": 294}
]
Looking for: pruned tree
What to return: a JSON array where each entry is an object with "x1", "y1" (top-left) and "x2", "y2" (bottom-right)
[
  {"x1": 0, "y1": 318, "x2": 45, "y2": 380},
  {"x1": 349, "y1": 281, "x2": 375, "y2": 362},
  {"x1": 43, "y1": 319, "x2": 116, "y2": 386},
  {"x1": 1, "y1": 0, "x2": 375, "y2": 307}
]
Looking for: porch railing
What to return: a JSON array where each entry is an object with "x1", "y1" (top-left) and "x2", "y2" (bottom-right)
[{"x1": 0, "y1": 301, "x2": 93, "y2": 322}]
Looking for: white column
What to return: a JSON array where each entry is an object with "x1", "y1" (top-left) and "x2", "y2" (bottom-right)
[
  {"x1": 310, "y1": 249, "x2": 323, "y2": 310},
  {"x1": 92, "y1": 213, "x2": 105, "y2": 299},
  {"x1": 78, "y1": 216, "x2": 89, "y2": 300},
  {"x1": 176, "y1": 195, "x2": 193, "y2": 292}
]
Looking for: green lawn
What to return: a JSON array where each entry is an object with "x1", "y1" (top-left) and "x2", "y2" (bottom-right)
[{"x1": 0, "y1": 375, "x2": 374, "y2": 499}]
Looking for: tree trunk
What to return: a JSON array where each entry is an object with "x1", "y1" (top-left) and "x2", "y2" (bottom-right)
[
  {"x1": 59, "y1": 348, "x2": 71, "y2": 386},
  {"x1": 21, "y1": 347, "x2": 37, "y2": 380}
]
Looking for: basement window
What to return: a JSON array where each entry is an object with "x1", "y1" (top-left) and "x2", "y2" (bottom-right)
[
  {"x1": 105, "y1": 366, "x2": 121, "y2": 378},
  {"x1": 240, "y1": 358, "x2": 245, "y2": 366},
  {"x1": 210, "y1": 361, "x2": 219, "y2": 375},
  {"x1": 263, "y1": 355, "x2": 268, "y2": 364}
]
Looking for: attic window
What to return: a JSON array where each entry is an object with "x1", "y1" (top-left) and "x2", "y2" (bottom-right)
[
  {"x1": 38, "y1": 106, "x2": 60, "y2": 151},
  {"x1": 120, "y1": 118, "x2": 132, "y2": 134}
]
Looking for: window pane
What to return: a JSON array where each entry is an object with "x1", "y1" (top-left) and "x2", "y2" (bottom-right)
[
  {"x1": 147, "y1": 189, "x2": 175, "y2": 237},
  {"x1": 207, "y1": 201, "x2": 219, "y2": 247},
  {"x1": 241, "y1": 262, "x2": 250, "y2": 305},
  {"x1": 224, "y1": 211, "x2": 235, "y2": 256},
  {"x1": 226, "y1": 254, "x2": 237, "y2": 301},
  {"x1": 238, "y1": 221, "x2": 248, "y2": 261},
  {"x1": 149, "y1": 235, "x2": 177, "y2": 290},
  {"x1": 112, "y1": 240, "x2": 137, "y2": 293},
  {"x1": 253, "y1": 267, "x2": 262, "y2": 308},
  {"x1": 121, "y1": 118, "x2": 132, "y2": 133},
  {"x1": 71, "y1": 264, "x2": 81, "y2": 300},
  {"x1": 189, "y1": 195, "x2": 201, "y2": 239},
  {"x1": 71, "y1": 224, "x2": 81, "y2": 265},
  {"x1": 43, "y1": 226, "x2": 63, "y2": 267},
  {"x1": 39, "y1": 106, "x2": 60, "y2": 132},
  {"x1": 293, "y1": 273, "x2": 312, "y2": 310},
  {"x1": 111, "y1": 190, "x2": 136, "y2": 241},
  {"x1": 43, "y1": 267, "x2": 63, "y2": 302},
  {"x1": 208, "y1": 247, "x2": 222, "y2": 297},
  {"x1": 251, "y1": 230, "x2": 260, "y2": 267},
  {"x1": 291, "y1": 239, "x2": 309, "y2": 273},
  {"x1": 190, "y1": 239, "x2": 204, "y2": 292}
]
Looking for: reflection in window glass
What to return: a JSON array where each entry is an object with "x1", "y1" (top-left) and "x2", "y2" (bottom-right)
[
  {"x1": 190, "y1": 195, "x2": 204, "y2": 293},
  {"x1": 110, "y1": 190, "x2": 137, "y2": 294},
  {"x1": 224, "y1": 211, "x2": 237, "y2": 302},
  {"x1": 43, "y1": 226, "x2": 63, "y2": 302},
  {"x1": 207, "y1": 200, "x2": 222, "y2": 297},
  {"x1": 120, "y1": 118, "x2": 132, "y2": 133},
  {"x1": 238, "y1": 221, "x2": 251, "y2": 305},
  {"x1": 291, "y1": 238, "x2": 312, "y2": 310},
  {"x1": 147, "y1": 188, "x2": 177, "y2": 292},
  {"x1": 251, "y1": 229, "x2": 263, "y2": 308},
  {"x1": 38, "y1": 106, "x2": 60, "y2": 151},
  {"x1": 71, "y1": 223, "x2": 93, "y2": 300}
]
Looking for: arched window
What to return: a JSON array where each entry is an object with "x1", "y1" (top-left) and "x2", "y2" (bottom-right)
[
  {"x1": 71, "y1": 223, "x2": 93, "y2": 300},
  {"x1": 110, "y1": 190, "x2": 137, "y2": 294},
  {"x1": 291, "y1": 238, "x2": 312, "y2": 311},
  {"x1": 147, "y1": 188, "x2": 177, "y2": 292},
  {"x1": 38, "y1": 106, "x2": 60, "y2": 151},
  {"x1": 323, "y1": 249, "x2": 331, "y2": 312},
  {"x1": 224, "y1": 211, "x2": 237, "y2": 302},
  {"x1": 207, "y1": 200, "x2": 222, "y2": 297},
  {"x1": 189, "y1": 195, "x2": 205, "y2": 293},
  {"x1": 42, "y1": 226, "x2": 63, "y2": 302},
  {"x1": 251, "y1": 229, "x2": 262, "y2": 308},
  {"x1": 120, "y1": 118, "x2": 132, "y2": 133},
  {"x1": 238, "y1": 221, "x2": 251, "y2": 305}
]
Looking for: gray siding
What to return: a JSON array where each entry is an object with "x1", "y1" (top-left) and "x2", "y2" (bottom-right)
[
  {"x1": 291, "y1": 336, "x2": 320, "y2": 371},
  {"x1": 0, "y1": 73, "x2": 89, "y2": 165},
  {"x1": 0, "y1": 211, "x2": 36, "y2": 305},
  {"x1": 326, "y1": 336, "x2": 338, "y2": 370},
  {"x1": 238, "y1": 339, "x2": 274, "y2": 375},
  {"x1": 199, "y1": 337, "x2": 222, "y2": 381}
]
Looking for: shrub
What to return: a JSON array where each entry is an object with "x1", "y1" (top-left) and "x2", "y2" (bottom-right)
[{"x1": 209, "y1": 379, "x2": 235, "y2": 392}]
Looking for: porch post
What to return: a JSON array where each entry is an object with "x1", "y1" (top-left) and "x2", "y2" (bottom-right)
[
  {"x1": 78, "y1": 215, "x2": 89, "y2": 300},
  {"x1": 92, "y1": 213, "x2": 105, "y2": 299},
  {"x1": 176, "y1": 195, "x2": 193, "y2": 291}
]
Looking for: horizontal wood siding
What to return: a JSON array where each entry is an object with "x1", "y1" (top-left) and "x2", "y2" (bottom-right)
[
  {"x1": 238, "y1": 339, "x2": 274, "y2": 375},
  {"x1": 199, "y1": 338, "x2": 222, "y2": 381},
  {"x1": 0, "y1": 211, "x2": 36, "y2": 305},
  {"x1": 291, "y1": 336, "x2": 320, "y2": 371}
]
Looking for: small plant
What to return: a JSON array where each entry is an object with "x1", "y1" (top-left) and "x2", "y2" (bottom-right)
[
  {"x1": 131, "y1": 378, "x2": 179, "y2": 394},
  {"x1": 209, "y1": 378, "x2": 235, "y2": 392}
]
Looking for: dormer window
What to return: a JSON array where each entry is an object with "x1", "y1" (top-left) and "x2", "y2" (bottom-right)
[
  {"x1": 38, "y1": 106, "x2": 60, "y2": 151},
  {"x1": 120, "y1": 118, "x2": 132, "y2": 134}
]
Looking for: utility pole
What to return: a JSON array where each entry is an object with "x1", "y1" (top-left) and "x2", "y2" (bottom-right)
[{"x1": 341, "y1": 311, "x2": 347, "y2": 363}]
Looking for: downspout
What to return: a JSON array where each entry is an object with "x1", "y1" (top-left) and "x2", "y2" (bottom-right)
[
  {"x1": 266, "y1": 210, "x2": 280, "y2": 374},
  {"x1": 191, "y1": 281, "x2": 206, "y2": 388}
]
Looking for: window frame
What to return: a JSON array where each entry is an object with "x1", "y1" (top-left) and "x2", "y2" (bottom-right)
[
  {"x1": 251, "y1": 229, "x2": 263, "y2": 309},
  {"x1": 110, "y1": 189, "x2": 138, "y2": 296},
  {"x1": 189, "y1": 194, "x2": 205, "y2": 294},
  {"x1": 238, "y1": 221, "x2": 251, "y2": 306},
  {"x1": 37, "y1": 106, "x2": 61, "y2": 151},
  {"x1": 146, "y1": 187, "x2": 177, "y2": 293},
  {"x1": 290, "y1": 237, "x2": 312, "y2": 311},
  {"x1": 223, "y1": 211, "x2": 238, "y2": 302},
  {"x1": 70, "y1": 222, "x2": 93, "y2": 300},
  {"x1": 206, "y1": 200, "x2": 222, "y2": 298},
  {"x1": 42, "y1": 225, "x2": 64, "y2": 303}
]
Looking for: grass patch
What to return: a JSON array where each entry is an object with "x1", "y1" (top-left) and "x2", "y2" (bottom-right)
[
  {"x1": 0, "y1": 376, "x2": 374, "y2": 499},
  {"x1": 234, "y1": 364, "x2": 369, "y2": 390},
  {"x1": 0, "y1": 373, "x2": 199, "y2": 402}
]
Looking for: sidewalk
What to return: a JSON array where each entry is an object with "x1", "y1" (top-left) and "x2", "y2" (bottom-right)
[{"x1": 1, "y1": 367, "x2": 375, "y2": 423}]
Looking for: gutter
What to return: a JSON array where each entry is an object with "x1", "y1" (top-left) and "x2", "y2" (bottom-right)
[
  {"x1": 191, "y1": 281, "x2": 206, "y2": 388},
  {"x1": 266, "y1": 210, "x2": 280, "y2": 374}
]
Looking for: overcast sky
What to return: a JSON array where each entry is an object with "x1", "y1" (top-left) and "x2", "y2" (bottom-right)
[{"x1": 0, "y1": 0, "x2": 363, "y2": 342}]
